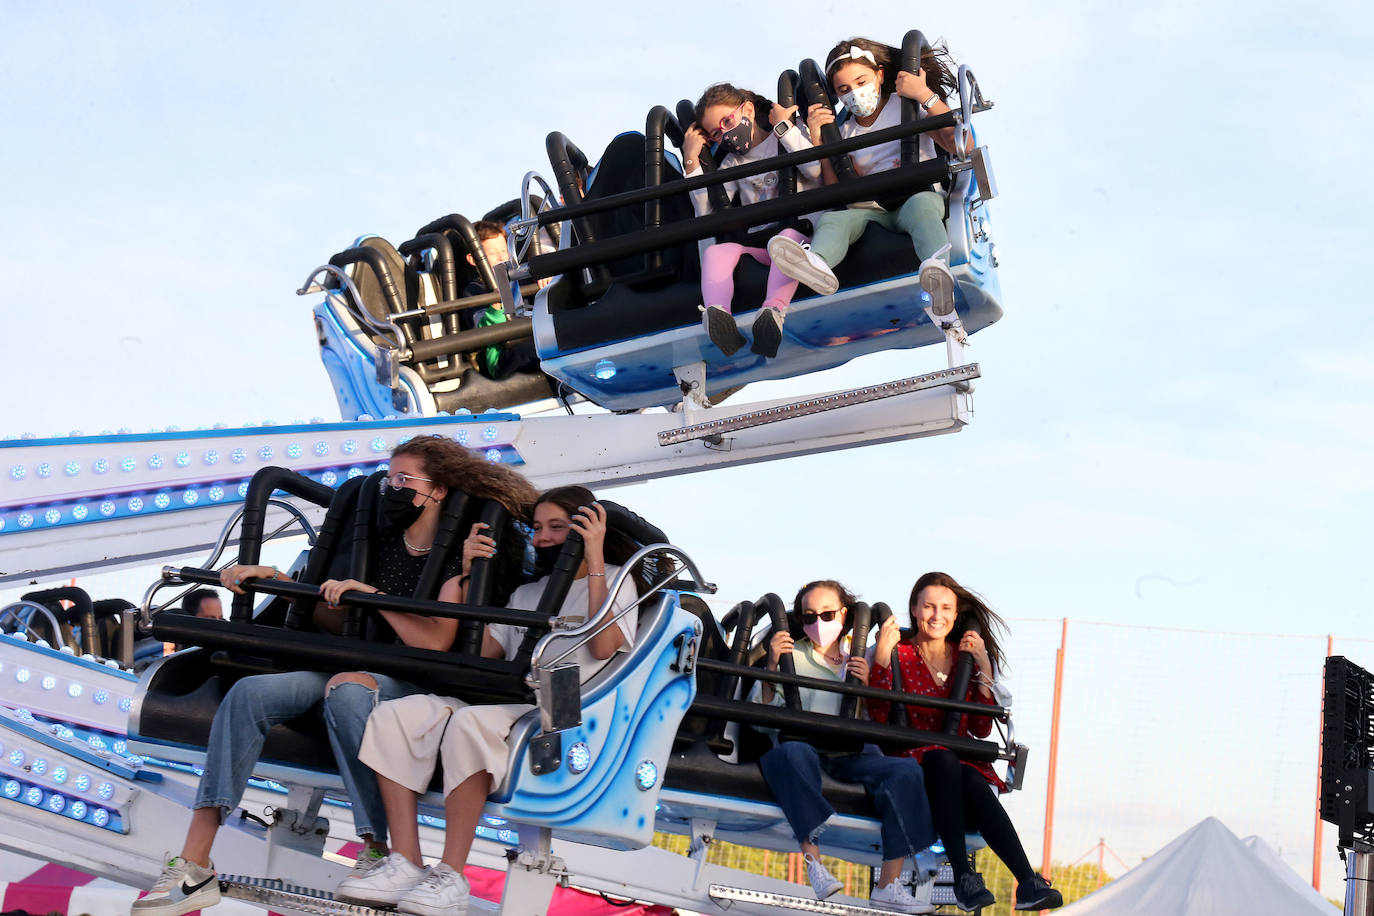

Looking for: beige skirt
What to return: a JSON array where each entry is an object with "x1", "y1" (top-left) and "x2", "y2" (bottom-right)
[{"x1": 359, "y1": 694, "x2": 534, "y2": 798}]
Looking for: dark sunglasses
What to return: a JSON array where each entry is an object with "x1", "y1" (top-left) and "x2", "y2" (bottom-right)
[{"x1": 800, "y1": 609, "x2": 843, "y2": 625}]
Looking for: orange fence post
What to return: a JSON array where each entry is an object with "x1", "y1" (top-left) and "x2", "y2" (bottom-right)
[
  {"x1": 1042, "y1": 618, "x2": 1068, "y2": 882},
  {"x1": 1096, "y1": 837, "x2": 1105, "y2": 890},
  {"x1": 1313, "y1": 634, "x2": 1333, "y2": 891}
]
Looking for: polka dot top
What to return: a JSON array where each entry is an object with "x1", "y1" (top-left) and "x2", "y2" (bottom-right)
[{"x1": 868, "y1": 641, "x2": 1005, "y2": 791}]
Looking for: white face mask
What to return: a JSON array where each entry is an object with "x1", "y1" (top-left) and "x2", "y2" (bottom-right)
[
  {"x1": 804, "y1": 615, "x2": 845, "y2": 653},
  {"x1": 839, "y1": 83, "x2": 882, "y2": 119}
]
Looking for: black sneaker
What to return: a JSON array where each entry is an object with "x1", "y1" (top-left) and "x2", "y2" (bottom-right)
[
  {"x1": 953, "y1": 872, "x2": 996, "y2": 911},
  {"x1": 701, "y1": 305, "x2": 746, "y2": 357},
  {"x1": 749, "y1": 308, "x2": 785, "y2": 358},
  {"x1": 1014, "y1": 874, "x2": 1063, "y2": 910}
]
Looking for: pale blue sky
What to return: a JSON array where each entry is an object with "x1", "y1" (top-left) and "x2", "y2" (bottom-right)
[{"x1": 2, "y1": 0, "x2": 1371, "y2": 894}]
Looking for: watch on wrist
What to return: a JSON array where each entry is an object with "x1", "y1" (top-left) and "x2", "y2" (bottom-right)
[{"x1": 773, "y1": 120, "x2": 792, "y2": 140}]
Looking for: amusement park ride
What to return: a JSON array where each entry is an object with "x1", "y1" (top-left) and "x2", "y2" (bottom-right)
[{"x1": 0, "y1": 30, "x2": 1018, "y2": 916}]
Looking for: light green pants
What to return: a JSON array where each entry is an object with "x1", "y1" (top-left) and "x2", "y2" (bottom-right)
[{"x1": 809, "y1": 191, "x2": 946, "y2": 268}]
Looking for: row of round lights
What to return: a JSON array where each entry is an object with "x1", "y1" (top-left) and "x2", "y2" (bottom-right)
[
  {"x1": 0, "y1": 464, "x2": 397, "y2": 533},
  {"x1": 1, "y1": 739, "x2": 119, "y2": 805},
  {"x1": 6, "y1": 423, "x2": 510, "y2": 483},
  {"x1": 1, "y1": 776, "x2": 117, "y2": 829},
  {"x1": 10, "y1": 666, "x2": 132, "y2": 712},
  {"x1": 2, "y1": 410, "x2": 519, "y2": 447}
]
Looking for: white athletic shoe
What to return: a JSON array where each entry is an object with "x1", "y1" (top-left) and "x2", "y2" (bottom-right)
[
  {"x1": 918, "y1": 256, "x2": 957, "y2": 317},
  {"x1": 398, "y1": 862, "x2": 470, "y2": 916},
  {"x1": 768, "y1": 236, "x2": 839, "y2": 296},
  {"x1": 870, "y1": 878, "x2": 937, "y2": 914},
  {"x1": 336, "y1": 852, "x2": 427, "y2": 906},
  {"x1": 132, "y1": 855, "x2": 220, "y2": 916},
  {"x1": 803, "y1": 854, "x2": 843, "y2": 900}
]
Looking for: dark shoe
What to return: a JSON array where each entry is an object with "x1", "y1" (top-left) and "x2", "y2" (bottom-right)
[
  {"x1": 701, "y1": 305, "x2": 746, "y2": 357},
  {"x1": 1014, "y1": 874, "x2": 1062, "y2": 910},
  {"x1": 749, "y1": 308, "x2": 785, "y2": 357},
  {"x1": 953, "y1": 872, "x2": 996, "y2": 911}
]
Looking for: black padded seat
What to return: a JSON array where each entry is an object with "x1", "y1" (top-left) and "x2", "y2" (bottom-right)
[
  {"x1": 547, "y1": 221, "x2": 921, "y2": 352},
  {"x1": 664, "y1": 741, "x2": 877, "y2": 818}
]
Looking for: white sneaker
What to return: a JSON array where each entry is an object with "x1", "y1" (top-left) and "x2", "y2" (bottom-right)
[
  {"x1": 336, "y1": 852, "x2": 426, "y2": 906},
  {"x1": 768, "y1": 235, "x2": 839, "y2": 296},
  {"x1": 918, "y1": 256, "x2": 957, "y2": 317},
  {"x1": 398, "y1": 862, "x2": 470, "y2": 916},
  {"x1": 870, "y1": 878, "x2": 936, "y2": 914},
  {"x1": 803, "y1": 854, "x2": 843, "y2": 900},
  {"x1": 132, "y1": 855, "x2": 220, "y2": 916}
]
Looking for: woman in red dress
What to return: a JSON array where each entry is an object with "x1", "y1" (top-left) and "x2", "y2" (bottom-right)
[{"x1": 869, "y1": 571, "x2": 1062, "y2": 912}]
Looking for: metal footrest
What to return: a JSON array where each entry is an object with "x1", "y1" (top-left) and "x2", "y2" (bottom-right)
[
  {"x1": 708, "y1": 883, "x2": 925, "y2": 916},
  {"x1": 220, "y1": 875, "x2": 501, "y2": 916},
  {"x1": 220, "y1": 876, "x2": 381, "y2": 916},
  {"x1": 658, "y1": 364, "x2": 980, "y2": 446}
]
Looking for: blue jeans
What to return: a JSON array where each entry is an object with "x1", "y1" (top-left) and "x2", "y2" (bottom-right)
[
  {"x1": 759, "y1": 741, "x2": 937, "y2": 859},
  {"x1": 194, "y1": 670, "x2": 420, "y2": 842}
]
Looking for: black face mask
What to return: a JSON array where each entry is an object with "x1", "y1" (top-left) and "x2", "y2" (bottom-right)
[
  {"x1": 381, "y1": 486, "x2": 425, "y2": 531},
  {"x1": 533, "y1": 543, "x2": 563, "y2": 578},
  {"x1": 720, "y1": 116, "x2": 755, "y2": 154}
]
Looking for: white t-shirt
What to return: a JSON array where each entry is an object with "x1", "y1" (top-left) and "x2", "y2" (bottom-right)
[
  {"x1": 488, "y1": 564, "x2": 639, "y2": 684},
  {"x1": 686, "y1": 125, "x2": 822, "y2": 218},
  {"x1": 839, "y1": 94, "x2": 937, "y2": 177}
]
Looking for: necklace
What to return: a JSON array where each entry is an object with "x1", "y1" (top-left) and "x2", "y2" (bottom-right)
[
  {"x1": 918, "y1": 644, "x2": 950, "y2": 684},
  {"x1": 402, "y1": 533, "x2": 432, "y2": 554}
]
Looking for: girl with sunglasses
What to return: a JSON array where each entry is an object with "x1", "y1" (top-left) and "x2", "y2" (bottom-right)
[
  {"x1": 869, "y1": 572, "x2": 1061, "y2": 911},
  {"x1": 136, "y1": 437, "x2": 537, "y2": 916},
  {"x1": 768, "y1": 36, "x2": 963, "y2": 298},
  {"x1": 681, "y1": 83, "x2": 823, "y2": 359},
  {"x1": 753, "y1": 580, "x2": 938, "y2": 913}
]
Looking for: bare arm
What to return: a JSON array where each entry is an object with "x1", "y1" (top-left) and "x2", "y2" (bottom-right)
[{"x1": 571, "y1": 503, "x2": 627, "y2": 661}]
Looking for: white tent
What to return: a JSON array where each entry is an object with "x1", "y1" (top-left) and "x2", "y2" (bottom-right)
[
  {"x1": 1058, "y1": 817, "x2": 1333, "y2": 915},
  {"x1": 1241, "y1": 834, "x2": 1337, "y2": 910}
]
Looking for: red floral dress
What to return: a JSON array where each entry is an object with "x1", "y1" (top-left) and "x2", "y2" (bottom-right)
[{"x1": 868, "y1": 642, "x2": 1006, "y2": 792}]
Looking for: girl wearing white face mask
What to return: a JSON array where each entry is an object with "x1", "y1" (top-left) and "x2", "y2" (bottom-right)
[
  {"x1": 752, "y1": 580, "x2": 939, "y2": 913},
  {"x1": 768, "y1": 37, "x2": 963, "y2": 298}
]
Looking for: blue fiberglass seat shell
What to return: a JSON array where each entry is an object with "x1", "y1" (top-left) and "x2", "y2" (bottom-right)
[{"x1": 527, "y1": 91, "x2": 1001, "y2": 410}]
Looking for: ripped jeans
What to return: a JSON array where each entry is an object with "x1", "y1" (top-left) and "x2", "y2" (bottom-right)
[
  {"x1": 759, "y1": 741, "x2": 937, "y2": 860},
  {"x1": 194, "y1": 670, "x2": 420, "y2": 842}
]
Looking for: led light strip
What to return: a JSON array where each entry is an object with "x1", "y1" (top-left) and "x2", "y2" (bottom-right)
[
  {"x1": 657, "y1": 364, "x2": 980, "y2": 446},
  {"x1": 1, "y1": 418, "x2": 525, "y2": 537}
]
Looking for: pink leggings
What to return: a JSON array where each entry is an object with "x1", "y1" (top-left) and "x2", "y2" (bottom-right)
[{"x1": 700, "y1": 228, "x2": 807, "y2": 314}]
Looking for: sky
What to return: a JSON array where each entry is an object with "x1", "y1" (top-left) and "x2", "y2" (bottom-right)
[{"x1": 2, "y1": 0, "x2": 1372, "y2": 897}]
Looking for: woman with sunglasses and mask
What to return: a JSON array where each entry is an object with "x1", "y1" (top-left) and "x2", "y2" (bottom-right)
[
  {"x1": 337, "y1": 485, "x2": 648, "y2": 916},
  {"x1": 869, "y1": 572, "x2": 1061, "y2": 912},
  {"x1": 680, "y1": 83, "x2": 823, "y2": 359},
  {"x1": 135, "y1": 436, "x2": 537, "y2": 916},
  {"x1": 752, "y1": 580, "x2": 938, "y2": 913}
]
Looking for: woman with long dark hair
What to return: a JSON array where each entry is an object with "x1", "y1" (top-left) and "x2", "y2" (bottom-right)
[{"x1": 870, "y1": 572, "x2": 1062, "y2": 911}]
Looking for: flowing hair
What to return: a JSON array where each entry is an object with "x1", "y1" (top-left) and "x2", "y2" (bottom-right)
[
  {"x1": 907, "y1": 571, "x2": 1008, "y2": 673},
  {"x1": 391, "y1": 435, "x2": 538, "y2": 519},
  {"x1": 823, "y1": 36, "x2": 958, "y2": 104}
]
